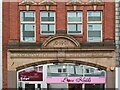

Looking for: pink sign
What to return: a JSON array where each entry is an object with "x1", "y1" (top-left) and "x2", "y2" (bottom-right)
[{"x1": 46, "y1": 77, "x2": 106, "y2": 84}]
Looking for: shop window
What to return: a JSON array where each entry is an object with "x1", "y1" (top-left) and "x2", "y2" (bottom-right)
[
  {"x1": 58, "y1": 69, "x2": 62, "y2": 73},
  {"x1": 58, "y1": 68, "x2": 66, "y2": 73},
  {"x1": 86, "y1": 69, "x2": 90, "y2": 73},
  {"x1": 40, "y1": 11, "x2": 55, "y2": 35},
  {"x1": 87, "y1": 11, "x2": 102, "y2": 42},
  {"x1": 63, "y1": 68, "x2": 66, "y2": 72},
  {"x1": 20, "y1": 11, "x2": 36, "y2": 42},
  {"x1": 67, "y1": 11, "x2": 82, "y2": 34}
]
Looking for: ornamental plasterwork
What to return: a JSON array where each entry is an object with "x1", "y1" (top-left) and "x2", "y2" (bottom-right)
[
  {"x1": 39, "y1": 0, "x2": 56, "y2": 5},
  {"x1": 67, "y1": 0, "x2": 82, "y2": 5},
  {"x1": 89, "y1": 0, "x2": 104, "y2": 5},
  {"x1": 67, "y1": 0, "x2": 104, "y2": 5},
  {"x1": 19, "y1": 0, "x2": 36, "y2": 5},
  {"x1": 42, "y1": 35, "x2": 80, "y2": 47}
]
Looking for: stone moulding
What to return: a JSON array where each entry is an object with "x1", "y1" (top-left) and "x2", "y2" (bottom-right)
[
  {"x1": 39, "y1": 0, "x2": 56, "y2": 5},
  {"x1": 42, "y1": 35, "x2": 80, "y2": 48},
  {"x1": 66, "y1": 0, "x2": 104, "y2": 5},
  {"x1": 19, "y1": 0, "x2": 56, "y2": 5},
  {"x1": 67, "y1": 0, "x2": 82, "y2": 5},
  {"x1": 19, "y1": 0, "x2": 36, "y2": 5}
]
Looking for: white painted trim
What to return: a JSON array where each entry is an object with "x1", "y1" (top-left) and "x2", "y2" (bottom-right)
[
  {"x1": 67, "y1": 11, "x2": 83, "y2": 35},
  {"x1": 87, "y1": 11, "x2": 103, "y2": 42},
  {"x1": 20, "y1": 11, "x2": 36, "y2": 42},
  {"x1": 40, "y1": 11, "x2": 56, "y2": 35}
]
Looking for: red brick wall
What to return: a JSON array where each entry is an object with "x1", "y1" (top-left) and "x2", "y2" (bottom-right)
[
  {"x1": 2, "y1": 2, "x2": 10, "y2": 89},
  {"x1": 2, "y1": 2, "x2": 115, "y2": 88},
  {"x1": 4, "y1": 2, "x2": 115, "y2": 43}
]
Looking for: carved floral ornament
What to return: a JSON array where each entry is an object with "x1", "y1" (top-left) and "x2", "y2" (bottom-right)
[
  {"x1": 42, "y1": 35, "x2": 80, "y2": 48},
  {"x1": 19, "y1": 0, "x2": 56, "y2": 10},
  {"x1": 19, "y1": 0, "x2": 104, "y2": 10},
  {"x1": 19, "y1": 0, "x2": 56, "y2": 5},
  {"x1": 66, "y1": 0, "x2": 104, "y2": 11},
  {"x1": 67, "y1": 0, "x2": 104, "y2": 5}
]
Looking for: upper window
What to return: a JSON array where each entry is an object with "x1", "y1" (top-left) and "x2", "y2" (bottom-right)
[
  {"x1": 40, "y1": 11, "x2": 55, "y2": 35},
  {"x1": 87, "y1": 11, "x2": 102, "y2": 42},
  {"x1": 67, "y1": 11, "x2": 82, "y2": 34},
  {"x1": 20, "y1": 11, "x2": 36, "y2": 42}
]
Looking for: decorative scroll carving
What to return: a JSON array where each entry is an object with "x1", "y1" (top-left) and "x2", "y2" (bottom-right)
[
  {"x1": 67, "y1": 0, "x2": 104, "y2": 5},
  {"x1": 47, "y1": 38, "x2": 77, "y2": 48},
  {"x1": 39, "y1": 0, "x2": 56, "y2": 5},
  {"x1": 42, "y1": 35, "x2": 80, "y2": 48},
  {"x1": 89, "y1": 0, "x2": 104, "y2": 5},
  {"x1": 67, "y1": 0, "x2": 82, "y2": 5},
  {"x1": 19, "y1": 0, "x2": 35, "y2": 5}
]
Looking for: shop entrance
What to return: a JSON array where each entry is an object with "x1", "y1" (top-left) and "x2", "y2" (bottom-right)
[
  {"x1": 25, "y1": 83, "x2": 41, "y2": 90},
  {"x1": 18, "y1": 82, "x2": 42, "y2": 90},
  {"x1": 69, "y1": 84, "x2": 82, "y2": 90},
  {"x1": 85, "y1": 84, "x2": 105, "y2": 90}
]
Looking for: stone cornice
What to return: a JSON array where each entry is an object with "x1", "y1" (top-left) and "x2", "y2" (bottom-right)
[
  {"x1": 9, "y1": 50, "x2": 114, "y2": 58},
  {"x1": 7, "y1": 42, "x2": 115, "y2": 50}
]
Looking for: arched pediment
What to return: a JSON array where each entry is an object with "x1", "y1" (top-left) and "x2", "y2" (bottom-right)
[{"x1": 42, "y1": 35, "x2": 80, "y2": 48}]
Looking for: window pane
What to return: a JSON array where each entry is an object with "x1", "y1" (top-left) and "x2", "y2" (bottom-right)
[
  {"x1": 23, "y1": 37, "x2": 35, "y2": 41},
  {"x1": 88, "y1": 11, "x2": 102, "y2": 21},
  {"x1": 68, "y1": 24, "x2": 81, "y2": 33},
  {"x1": 88, "y1": 31, "x2": 101, "y2": 37},
  {"x1": 21, "y1": 24, "x2": 35, "y2": 31},
  {"x1": 41, "y1": 12, "x2": 48, "y2": 17},
  {"x1": 20, "y1": 11, "x2": 35, "y2": 22},
  {"x1": 41, "y1": 11, "x2": 55, "y2": 22},
  {"x1": 41, "y1": 24, "x2": 55, "y2": 34},
  {"x1": 21, "y1": 24, "x2": 35, "y2": 42},
  {"x1": 88, "y1": 37, "x2": 101, "y2": 42},
  {"x1": 88, "y1": 24, "x2": 101, "y2": 31},
  {"x1": 41, "y1": 24, "x2": 48, "y2": 31},
  {"x1": 49, "y1": 24, "x2": 55, "y2": 31},
  {"x1": 68, "y1": 11, "x2": 82, "y2": 22}
]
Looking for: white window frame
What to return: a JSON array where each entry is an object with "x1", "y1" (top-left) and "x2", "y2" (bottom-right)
[
  {"x1": 67, "y1": 11, "x2": 83, "y2": 35},
  {"x1": 87, "y1": 11, "x2": 102, "y2": 42},
  {"x1": 20, "y1": 11, "x2": 36, "y2": 42},
  {"x1": 40, "y1": 11, "x2": 56, "y2": 35}
]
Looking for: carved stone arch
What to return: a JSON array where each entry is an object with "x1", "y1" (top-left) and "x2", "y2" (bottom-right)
[
  {"x1": 16, "y1": 60, "x2": 107, "y2": 71},
  {"x1": 42, "y1": 35, "x2": 80, "y2": 48}
]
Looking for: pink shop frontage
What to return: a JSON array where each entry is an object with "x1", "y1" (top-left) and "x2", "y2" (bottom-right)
[
  {"x1": 46, "y1": 76, "x2": 106, "y2": 90},
  {"x1": 46, "y1": 77, "x2": 106, "y2": 84},
  {"x1": 17, "y1": 63, "x2": 106, "y2": 90}
]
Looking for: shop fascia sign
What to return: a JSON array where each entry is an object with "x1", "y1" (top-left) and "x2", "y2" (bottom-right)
[
  {"x1": 18, "y1": 66, "x2": 43, "y2": 81},
  {"x1": 47, "y1": 77, "x2": 106, "y2": 84},
  {"x1": 61, "y1": 77, "x2": 91, "y2": 83}
]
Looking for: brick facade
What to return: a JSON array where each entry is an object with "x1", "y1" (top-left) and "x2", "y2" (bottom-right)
[{"x1": 2, "y1": 1, "x2": 115, "y2": 89}]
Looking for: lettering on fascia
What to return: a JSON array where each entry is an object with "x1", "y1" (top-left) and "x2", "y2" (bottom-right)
[{"x1": 62, "y1": 77, "x2": 91, "y2": 83}]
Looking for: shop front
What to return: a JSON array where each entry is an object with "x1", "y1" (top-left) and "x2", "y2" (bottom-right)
[
  {"x1": 47, "y1": 76, "x2": 106, "y2": 90},
  {"x1": 17, "y1": 63, "x2": 106, "y2": 90},
  {"x1": 17, "y1": 65, "x2": 48, "y2": 90},
  {"x1": 47, "y1": 63, "x2": 106, "y2": 90}
]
